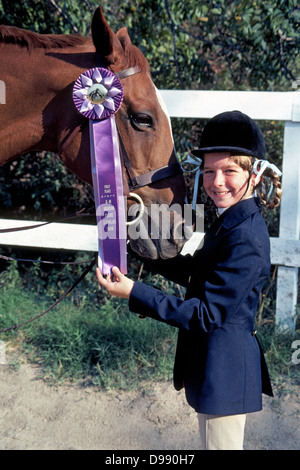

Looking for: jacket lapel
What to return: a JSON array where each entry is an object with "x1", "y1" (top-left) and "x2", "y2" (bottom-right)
[{"x1": 207, "y1": 197, "x2": 262, "y2": 239}]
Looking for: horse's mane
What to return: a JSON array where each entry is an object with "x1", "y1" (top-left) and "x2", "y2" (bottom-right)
[
  {"x1": 0, "y1": 25, "x2": 87, "y2": 50},
  {"x1": 0, "y1": 24, "x2": 149, "y2": 72}
]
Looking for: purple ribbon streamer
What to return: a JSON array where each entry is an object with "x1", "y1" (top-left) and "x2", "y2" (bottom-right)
[{"x1": 89, "y1": 116, "x2": 127, "y2": 275}]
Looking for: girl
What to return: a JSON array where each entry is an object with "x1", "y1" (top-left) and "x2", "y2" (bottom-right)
[{"x1": 96, "y1": 110, "x2": 282, "y2": 450}]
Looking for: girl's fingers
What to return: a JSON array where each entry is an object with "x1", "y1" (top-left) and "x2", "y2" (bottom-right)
[
  {"x1": 112, "y1": 266, "x2": 122, "y2": 277},
  {"x1": 96, "y1": 267, "x2": 108, "y2": 287},
  {"x1": 96, "y1": 267, "x2": 102, "y2": 282},
  {"x1": 96, "y1": 266, "x2": 133, "y2": 299}
]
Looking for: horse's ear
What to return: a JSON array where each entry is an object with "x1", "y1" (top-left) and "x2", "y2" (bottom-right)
[
  {"x1": 116, "y1": 27, "x2": 132, "y2": 49},
  {"x1": 91, "y1": 7, "x2": 125, "y2": 66}
]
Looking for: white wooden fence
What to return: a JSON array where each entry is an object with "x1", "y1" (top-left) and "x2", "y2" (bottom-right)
[{"x1": 1, "y1": 90, "x2": 299, "y2": 332}]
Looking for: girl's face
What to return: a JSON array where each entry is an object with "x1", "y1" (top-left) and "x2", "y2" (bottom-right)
[{"x1": 203, "y1": 153, "x2": 255, "y2": 208}]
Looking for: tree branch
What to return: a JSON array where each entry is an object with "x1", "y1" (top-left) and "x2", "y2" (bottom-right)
[
  {"x1": 164, "y1": 0, "x2": 186, "y2": 88},
  {"x1": 46, "y1": 0, "x2": 79, "y2": 33}
]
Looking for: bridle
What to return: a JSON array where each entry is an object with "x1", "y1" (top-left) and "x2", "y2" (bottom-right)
[
  {"x1": 58, "y1": 64, "x2": 183, "y2": 197},
  {"x1": 119, "y1": 132, "x2": 183, "y2": 193},
  {"x1": 0, "y1": 62, "x2": 183, "y2": 333}
]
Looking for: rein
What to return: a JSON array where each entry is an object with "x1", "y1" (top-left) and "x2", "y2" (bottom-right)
[
  {"x1": 0, "y1": 258, "x2": 96, "y2": 333},
  {"x1": 0, "y1": 208, "x2": 94, "y2": 234},
  {"x1": 0, "y1": 208, "x2": 96, "y2": 333}
]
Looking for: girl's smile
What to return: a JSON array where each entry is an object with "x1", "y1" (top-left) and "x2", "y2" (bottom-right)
[{"x1": 203, "y1": 153, "x2": 255, "y2": 208}]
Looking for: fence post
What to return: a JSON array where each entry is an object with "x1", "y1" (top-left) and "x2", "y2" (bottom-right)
[
  {"x1": 0, "y1": 80, "x2": 5, "y2": 104},
  {"x1": 275, "y1": 116, "x2": 300, "y2": 332},
  {"x1": 0, "y1": 340, "x2": 6, "y2": 365}
]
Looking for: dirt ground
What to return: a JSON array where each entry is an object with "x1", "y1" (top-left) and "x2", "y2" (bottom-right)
[{"x1": 0, "y1": 360, "x2": 299, "y2": 451}]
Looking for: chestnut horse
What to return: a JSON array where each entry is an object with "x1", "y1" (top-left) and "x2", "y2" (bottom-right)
[{"x1": 0, "y1": 7, "x2": 189, "y2": 260}]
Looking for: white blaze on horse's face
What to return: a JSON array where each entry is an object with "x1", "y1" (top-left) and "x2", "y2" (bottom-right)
[{"x1": 155, "y1": 86, "x2": 174, "y2": 142}]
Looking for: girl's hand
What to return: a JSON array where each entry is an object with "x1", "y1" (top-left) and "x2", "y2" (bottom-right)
[{"x1": 96, "y1": 266, "x2": 134, "y2": 299}]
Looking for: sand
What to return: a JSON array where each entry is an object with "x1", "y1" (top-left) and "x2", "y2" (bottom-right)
[{"x1": 0, "y1": 360, "x2": 299, "y2": 451}]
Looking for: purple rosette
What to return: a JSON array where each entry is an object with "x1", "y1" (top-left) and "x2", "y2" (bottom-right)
[
  {"x1": 73, "y1": 67, "x2": 124, "y2": 120},
  {"x1": 72, "y1": 67, "x2": 127, "y2": 274}
]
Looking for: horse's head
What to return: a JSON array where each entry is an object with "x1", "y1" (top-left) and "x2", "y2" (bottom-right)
[
  {"x1": 0, "y1": 7, "x2": 191, "y2": 260},
  {"x1": 87, "y1": 8, "x2": 190, "y2": 259}
]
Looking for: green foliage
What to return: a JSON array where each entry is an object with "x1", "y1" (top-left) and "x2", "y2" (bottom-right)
[
  {"x1": 0, "y1": 259, "x2": 21, "y2": 289},
  {"x1": 0, "y1": 0, "x2": 298, "y2": 90},
  {"x1": 0, "y1": 152, "x2": 94, "y2": 219},
  {"x1": 0, "y1": 0, "x2": 95, "y2": 34},
  {"x1": 116, "y1": 0, "x2": 300, "y2": 91}
]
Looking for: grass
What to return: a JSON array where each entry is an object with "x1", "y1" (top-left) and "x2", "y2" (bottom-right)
[
  {"x1": 0, "y1": 260, "x2": 299, "y2": 391},
  {"x1": 0, "y1": 284, "x2": 177, "y2": 389}
]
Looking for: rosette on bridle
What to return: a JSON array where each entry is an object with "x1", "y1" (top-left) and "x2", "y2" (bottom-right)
[
  {"x1": 73, "y1": 67, "x2": 127, "y2": 274},
  {"x1": 73, "y1": 67, "x2": 124, "y2": 120}
]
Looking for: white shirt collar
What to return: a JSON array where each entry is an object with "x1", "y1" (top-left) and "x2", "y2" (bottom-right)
[
  {"x1": 217, "y1": 207, "x2": 228, "y2": 215},
  {"x1": 217, "y1": 194, "x2": 255, "y2": 216}
]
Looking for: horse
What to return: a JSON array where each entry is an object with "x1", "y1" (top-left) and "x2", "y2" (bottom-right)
[{"x1": 0, "y1": 6, "x2": 190, "y2": 260}]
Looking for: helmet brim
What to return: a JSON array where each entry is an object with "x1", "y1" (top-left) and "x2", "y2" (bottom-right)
[{"x1": 191, "y1": 146, "x2": 257, "y2": 157}]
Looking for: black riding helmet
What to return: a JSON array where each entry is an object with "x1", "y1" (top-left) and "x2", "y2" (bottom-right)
[
  {"x1": 191, "y1": 110, "x2": 266, "y2": 204},
  {"x1": 192, "y1": 110, "x2": 266, "y2": 160}
]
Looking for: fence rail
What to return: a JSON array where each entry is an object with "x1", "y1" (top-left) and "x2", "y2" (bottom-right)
[{"x1": 1, "y1": 89, "x2": 299, "y2": 332}]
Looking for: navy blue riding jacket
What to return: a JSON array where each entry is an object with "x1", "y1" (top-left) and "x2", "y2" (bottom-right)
[{"x1": 129, "y1": 197, "x2": 273, "y2": 415}]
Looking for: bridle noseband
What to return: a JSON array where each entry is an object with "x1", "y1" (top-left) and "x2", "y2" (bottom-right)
[{"x1": 117, "y1": 128, "x2": 182, "y2": 195}]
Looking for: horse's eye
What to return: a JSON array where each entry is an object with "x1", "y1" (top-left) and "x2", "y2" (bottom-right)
[{"x1": 129, "y1": 113, "x2": 153, "y2": 130}]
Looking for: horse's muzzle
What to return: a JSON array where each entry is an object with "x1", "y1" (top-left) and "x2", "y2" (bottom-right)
[{"x1": 128, "y1": 204, "x2": 193, "y2": 260}]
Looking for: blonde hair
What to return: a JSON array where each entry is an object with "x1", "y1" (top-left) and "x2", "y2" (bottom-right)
[{"x1": 231, "y1": 155, "x2": 282, "y2": 209}]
